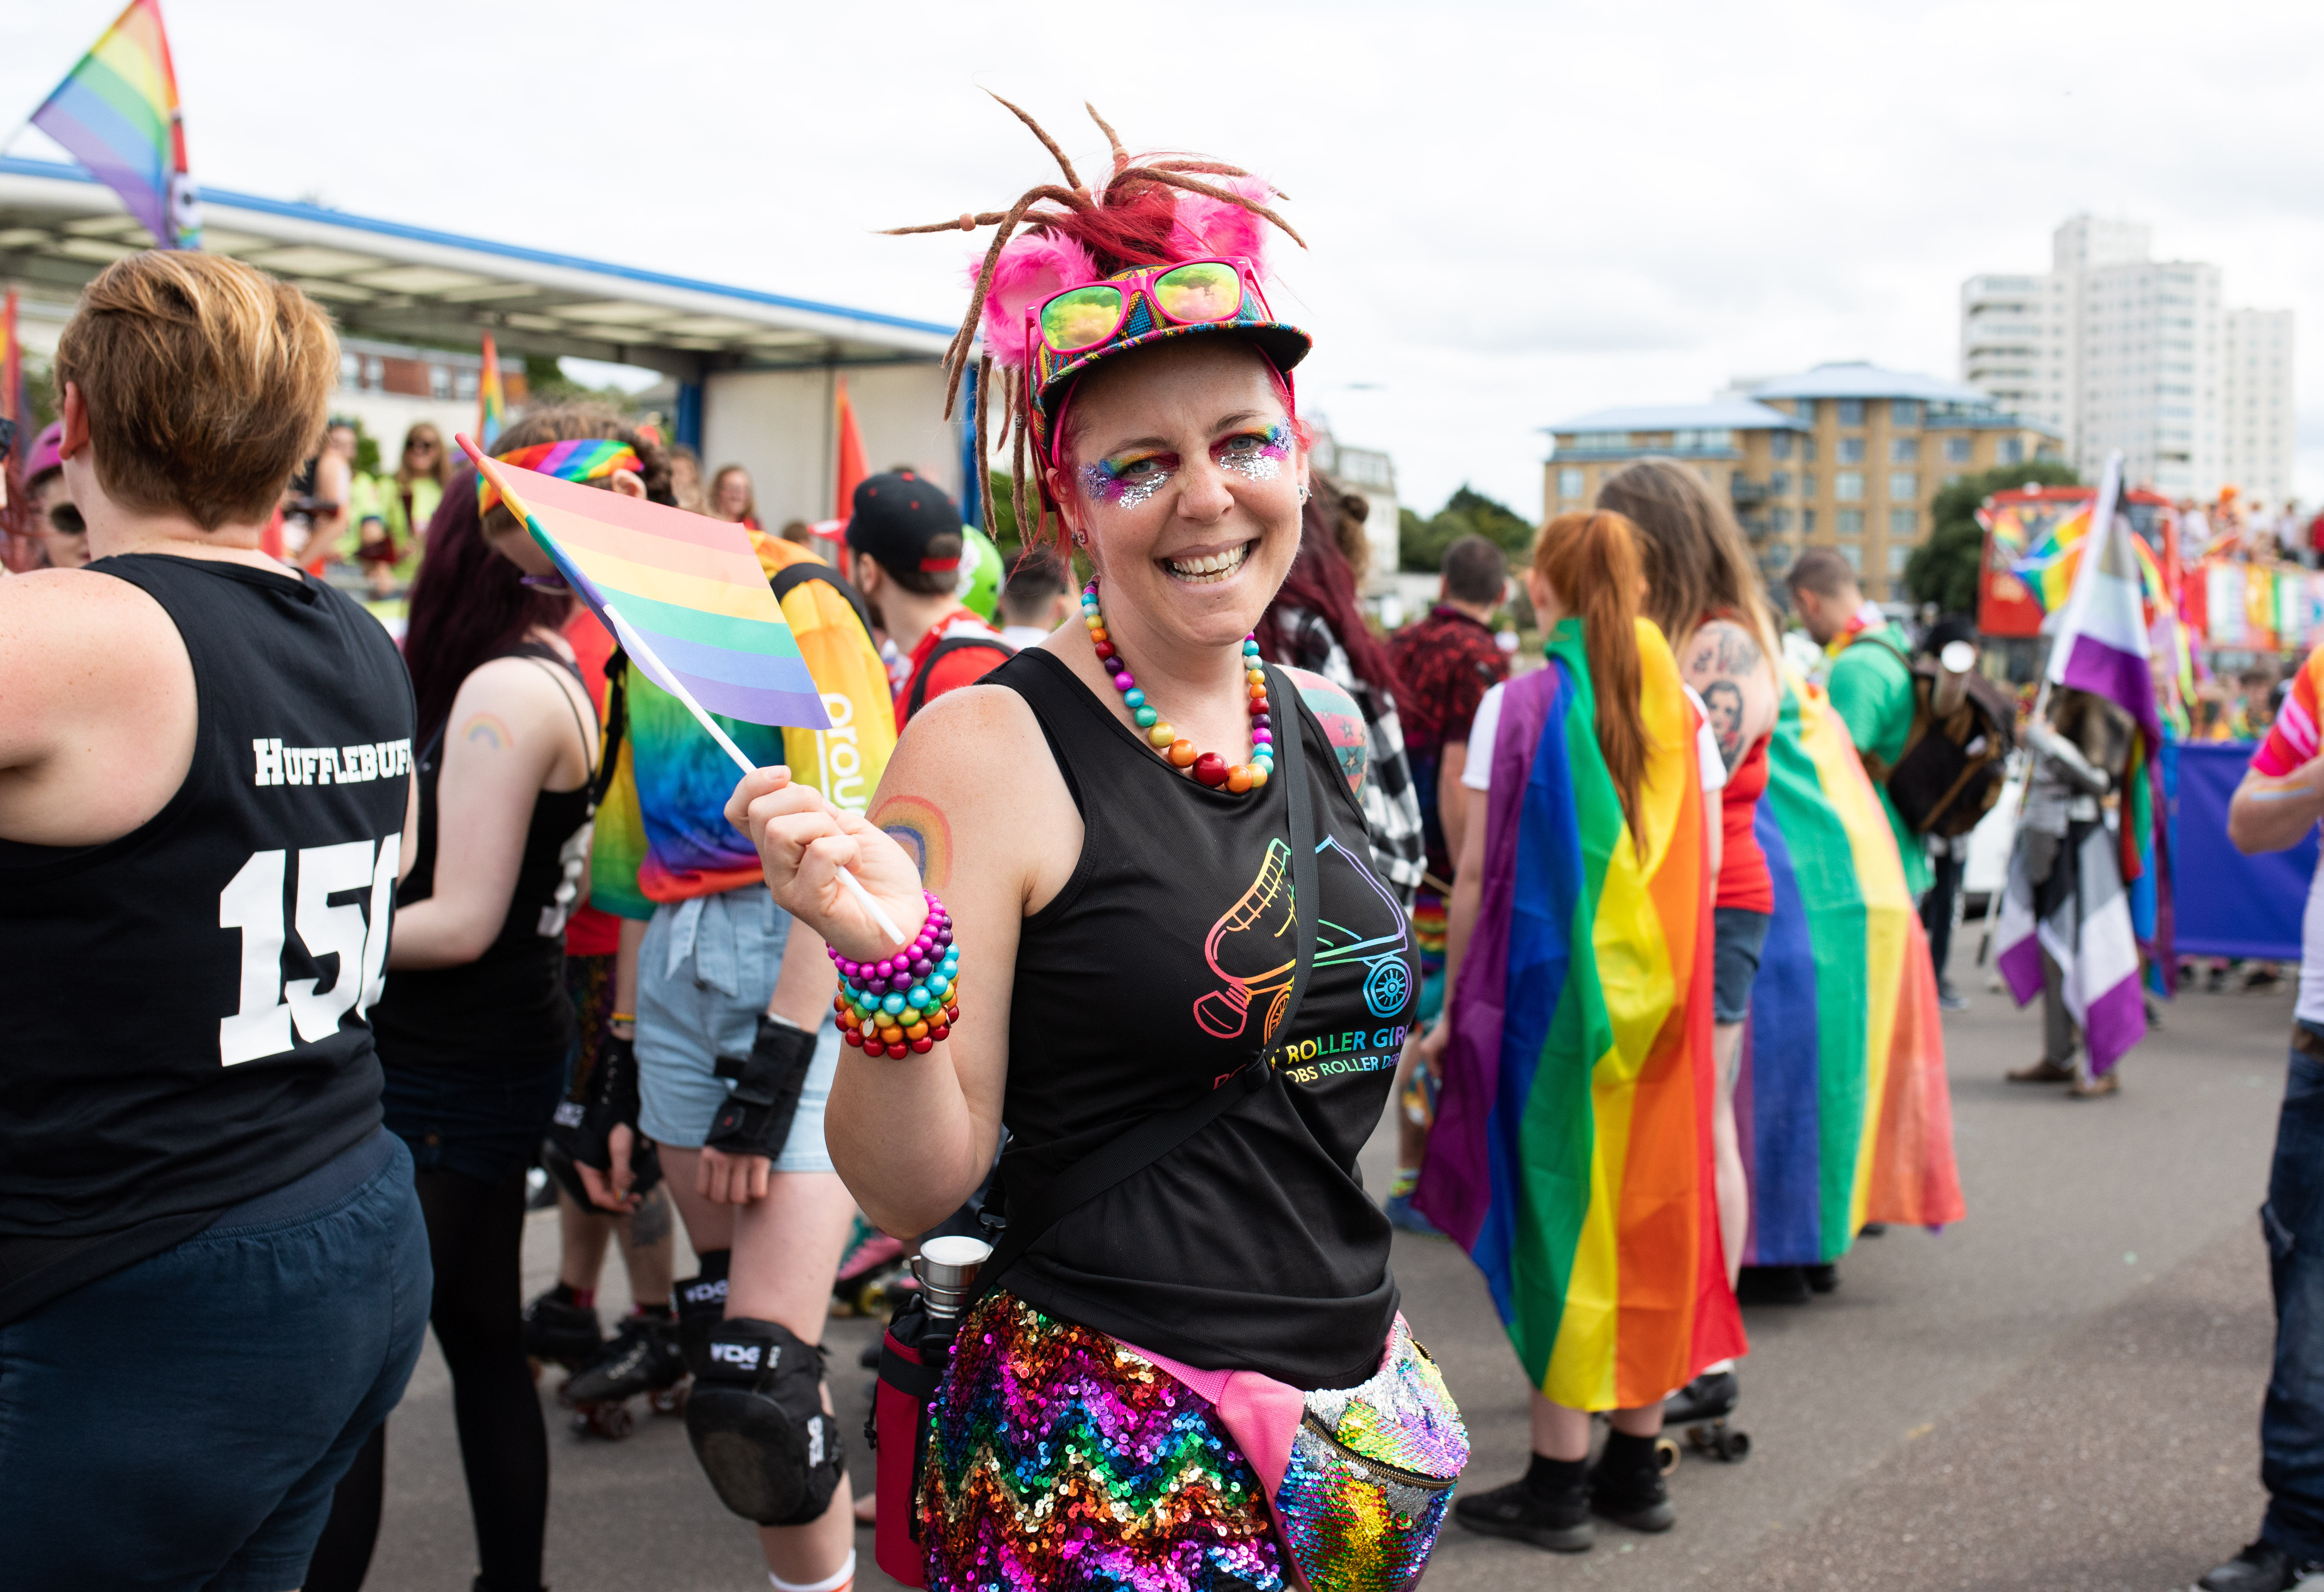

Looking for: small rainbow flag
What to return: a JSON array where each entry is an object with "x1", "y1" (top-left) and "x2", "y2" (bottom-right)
[
  {"x1": 31, "y1": 0, "x2": 200, "y2": 251},
  {"x1": 459, "y1": 435, "x2": 831, "y2": 731},
  {"x1": 2008, "y1": 505, "x2": 2092, "y2": 611},
  {"x1": 477, "y1": 334, "x2": 505, "y2": 448},
  {"x1": 1737, "y1": 673, "x2": 1964, "y2": 1265},
  {"x1": 2, "y1": 288, "x2": 21, "y2": 426},
  {"x1": 1416, "y1": 617, "x2": 1742, "y2": 1410}
]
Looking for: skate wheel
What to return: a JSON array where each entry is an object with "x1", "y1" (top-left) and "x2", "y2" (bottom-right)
[
  {"x1": 1686, "y1": 1423, "x2": 1713, "y2": 1451},
  {"x1": 1718, "y1": 1429, "x2": 1751, "y2": 1462},
  {"x1": 1654, "y1": 1435, "x2": 1680, "y2": 1476},
  {"x1": 578, "y1": 1402, "x2": 635, "y2": 1440}
]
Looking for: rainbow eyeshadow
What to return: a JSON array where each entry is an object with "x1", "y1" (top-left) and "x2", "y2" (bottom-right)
[
  {"x1": 1082, "y1": 451, "x2": 1173, "y2": 509},
  {"x1": 1220, "y1": 422, "x2": 1292, "y2": 483}
]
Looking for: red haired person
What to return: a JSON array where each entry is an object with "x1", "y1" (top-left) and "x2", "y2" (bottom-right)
[{"x1": 726, "y1": 104, "x2": 1465, "y2": 1592}]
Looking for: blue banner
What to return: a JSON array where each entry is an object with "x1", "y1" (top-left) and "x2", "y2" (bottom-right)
[{"x1": 2168, "y1": 740, "x2": 2316, "y2": 961}]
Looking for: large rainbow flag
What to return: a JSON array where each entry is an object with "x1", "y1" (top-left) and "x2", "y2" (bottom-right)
[
  {"x1": 461, "y1": 437, "x2": 830, "y2": 731},
  {"x1": 477, "y1": 334, "x2": 505, "y2": 448},
  {"x1": 1416, "y1": 618, "x2": 1743, "y2": 1410},
  {"x1": 30, "y1": 0, "x2": 201, "y2": 251},
  {"x1": 1737, "y1": 675, "x2": 1965, "y2": 1265},
  {"x1": 2009, "y1": 505, "x2": 2093, "y2": 611}
]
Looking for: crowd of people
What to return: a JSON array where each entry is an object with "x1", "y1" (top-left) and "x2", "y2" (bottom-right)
[{"x1": 1, "y1": 111, "x2": 2320, "y2": 1592}]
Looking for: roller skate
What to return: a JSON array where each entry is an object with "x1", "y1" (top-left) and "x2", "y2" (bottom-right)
[
  {"x1": 562, "y1": 1311, "x2": 687, "y2": 1439},
  {"x1": 830, "y1": 1215, "x2": 910, "y2": 1318},
  {"x1": 1662, "y1": 1364, "x2": 1749, "y2": 1462},
  {"x1": 521, "y1": 1284, "x2": 603, "y2": 1380}
]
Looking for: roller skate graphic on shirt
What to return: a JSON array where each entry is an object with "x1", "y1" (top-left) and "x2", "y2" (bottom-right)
[{"x1": 1194, "y1": 837, "x2": 1412, "y2": 1042}]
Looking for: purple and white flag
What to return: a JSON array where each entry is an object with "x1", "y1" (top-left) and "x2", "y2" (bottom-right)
[{"x1": 2045, "y1": 453, "x2": 2160, "y2": 747}]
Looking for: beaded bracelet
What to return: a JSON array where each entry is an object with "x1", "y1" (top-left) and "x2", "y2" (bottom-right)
[{"x1": 828, "y1": 891, "x2": 959, "y2": 1058}]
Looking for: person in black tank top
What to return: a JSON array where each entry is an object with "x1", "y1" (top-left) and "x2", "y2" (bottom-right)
[
  {"x1": 726, "y1": 126, "x2": 1460, "y2": 1592},
  {"x1": 0, "y1": 252, "x2": 434, "y2": 1588},
  {"x1": 305, "y1": 467, "x2": 600, "y2": 1592}
]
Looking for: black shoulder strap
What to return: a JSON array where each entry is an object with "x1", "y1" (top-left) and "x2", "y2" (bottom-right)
[
  {"x1": 905, "y1": 633, "x2": 1016, "y2": 718},
  {"x1": 970, "y1": 662, "x2": 1319, "y2": 1303},
  {"x1": 771, "y1": 559, "x2": 877, "y2": 648}
]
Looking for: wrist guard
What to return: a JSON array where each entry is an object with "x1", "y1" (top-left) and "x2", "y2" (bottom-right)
[
  {"x1": 569, "y1": 1031, "x2": 641, "y2": 1174},
  {"x1": 707, "y1": 1016, "x2": 816, "y2": 1160}
]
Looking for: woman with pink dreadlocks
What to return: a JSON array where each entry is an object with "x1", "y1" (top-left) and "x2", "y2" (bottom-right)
[{"x1": 724, "y1": 101, "x2": 1465, "y2": 1592}]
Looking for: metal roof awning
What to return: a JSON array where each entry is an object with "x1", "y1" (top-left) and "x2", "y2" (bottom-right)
[{"x1": 0, "y1": 156, "x2": 954, "y2": 380}]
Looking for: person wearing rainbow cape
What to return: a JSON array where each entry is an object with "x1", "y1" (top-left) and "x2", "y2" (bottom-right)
[
  {"x1": 726, "y1": 101, "x2": 1467, "y2": 1592},
  {"x1": 1416, "y1": 509, "x2": 1744, "y2": 1553}
]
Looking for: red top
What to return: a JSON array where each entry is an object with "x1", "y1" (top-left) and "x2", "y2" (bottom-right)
[
  {"x1": 1717, "y1": 732, "x2": 1774, "y2": 913},
  {"x1": 895, "y1": 609, "x2": 1012, "y2": 729},
  {"x1": 560, "y1": 607, "x2": 622, "y2": 958}
]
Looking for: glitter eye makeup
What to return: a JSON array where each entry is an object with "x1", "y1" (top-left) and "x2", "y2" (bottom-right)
[
  {"x1": 1217, "y1": 422, "x2": 1292, "y2": 483},
  {"x1": 1081, "y1": 451, "x2": 1176, "y2": 509}
]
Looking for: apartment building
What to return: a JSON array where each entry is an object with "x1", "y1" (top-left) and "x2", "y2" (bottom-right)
[
  {"x1": 1545, "y1": 363, "x2": 2059, "y2": 601},
  {"x1": 1962, "y1": 215, "x2": 2293, "y2": 504}
]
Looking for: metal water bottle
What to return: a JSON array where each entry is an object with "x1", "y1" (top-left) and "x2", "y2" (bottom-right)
[{"x1": 914, "y1": 1234, "x2": 992, "y2": 1325}]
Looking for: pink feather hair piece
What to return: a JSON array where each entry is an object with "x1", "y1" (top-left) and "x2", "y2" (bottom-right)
[
  {"x1": 971, "y1": 231, "x2": 1099, "y2": 371},
  {"x1": 969, "y1": 167, "x2": 1285, "y2": 371}
]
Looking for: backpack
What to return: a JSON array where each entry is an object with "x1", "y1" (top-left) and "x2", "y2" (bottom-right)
[
  {"x1": 1845, "y1": 632, "x2": 2018, "y2": 839},
  {"x1": 904, "y1": 632, "x2": 1016, "y2": 722}
]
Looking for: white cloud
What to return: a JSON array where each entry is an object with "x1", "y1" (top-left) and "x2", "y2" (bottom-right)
[{"x1": 6, "y1": 0, "x2": 2323, "y2": 517}]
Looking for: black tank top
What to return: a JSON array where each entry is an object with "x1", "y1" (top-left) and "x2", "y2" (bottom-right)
[
  {"x1": 991, "y1": 649, "x2": 1411, "y2": 1390},
  {"x1": 370, "y1": 640, "x2": 594, "y2": 1069},
  {"x1": 0, "y1": 555, "x2": 413, "y2": 1311}
]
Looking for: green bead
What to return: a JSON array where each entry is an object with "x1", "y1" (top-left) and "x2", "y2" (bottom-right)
[{"x1": 1134, "y1": 706, "x2": 1159, "y2": 728}]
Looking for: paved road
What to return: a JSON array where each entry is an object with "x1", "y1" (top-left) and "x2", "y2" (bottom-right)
[{"x1": 365, "y1": 953, "x2": 2295, "y2": 1590}]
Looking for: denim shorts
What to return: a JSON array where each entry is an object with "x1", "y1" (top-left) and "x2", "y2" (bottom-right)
[
  {"x1": 0, "y1": 1129, "x2": 429, "y2": 1590},
  {"x1": 1713, "y1": 906, "x2": 1773, "y2": 1026},
  {"x1": 636, "y1": 886, "x2": 839, "y2": 1169}
]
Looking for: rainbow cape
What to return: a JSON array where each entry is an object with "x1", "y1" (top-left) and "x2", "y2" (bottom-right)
[
  {"x1": 1737, "y1": 675, "x2": 1965, "y2": 1265},
  {"x1": 1415, "y1": 618, "x2": 1742, "y2": 1410},
  {"x1": 30, "y1": 0, "x2": 200, "y2": 250}
]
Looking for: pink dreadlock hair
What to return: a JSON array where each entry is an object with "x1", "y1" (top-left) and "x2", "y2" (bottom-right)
[{"x1": 886, "y1": 96, "x2": 1306, "y2": 549}]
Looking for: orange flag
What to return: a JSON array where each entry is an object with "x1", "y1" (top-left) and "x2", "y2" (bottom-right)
[{"x1": 833, "y1": 375, "x2": 866, "y2": 521}]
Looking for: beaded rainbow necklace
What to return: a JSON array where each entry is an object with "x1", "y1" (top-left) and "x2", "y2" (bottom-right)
[{"x1": 1082, "y1": 578, "x2": 1274, "y2": 793}]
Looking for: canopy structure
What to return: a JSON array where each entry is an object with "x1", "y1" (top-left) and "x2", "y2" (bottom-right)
[{"x1": 0, "y1": 155, "x2": 966, "y2": 521}]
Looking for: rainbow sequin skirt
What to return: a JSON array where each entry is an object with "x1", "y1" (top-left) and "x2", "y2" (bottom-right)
[{"x1": 920, "y1": 1292, "x2": 1284, "y2": 1591}]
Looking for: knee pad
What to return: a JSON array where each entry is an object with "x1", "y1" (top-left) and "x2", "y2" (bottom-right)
[
  {"x1": 684, "y1": 1316, "x2": 845, "y2": 1526},
  {"x1": 673, "y1": 1251, "x2": 731, "y2": 1378}
]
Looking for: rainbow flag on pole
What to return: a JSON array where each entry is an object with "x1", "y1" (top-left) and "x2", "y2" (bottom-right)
[
  {"x1": 1416, "y1": 618, "x2": 1742, "y2": 1410},
  {"x1": 1737, "y1": 675, "x2": 1964, "y2": 1265},
  {"x1": 30, "y1": 0, "x2": 200, "y2": 250},
  {"x1": 460, "y1": 436, "x2": 831, "y2": 731},
  {"x1": 476, "y1": 334, "x2": 504, "y2": 448},
  {"x1": 2, "y1": 288, "x2": 21, "y2": 425}
]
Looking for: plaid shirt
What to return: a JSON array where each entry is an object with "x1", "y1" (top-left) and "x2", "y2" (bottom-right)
[{"x1": 1269, "y1": 607, "x2": 1426, "y2": 908}]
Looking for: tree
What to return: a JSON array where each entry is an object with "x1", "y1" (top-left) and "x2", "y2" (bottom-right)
[
  {"x1": 1904, "y1": 458, "x2": 2081, "y2": 615},
  {"x1": 1399, "y1": 484, "x2": 1534, "y2": 573}
]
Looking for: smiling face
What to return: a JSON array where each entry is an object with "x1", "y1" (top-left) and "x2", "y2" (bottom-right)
[{"x1": 1045, "y1": 337, "x2": 1305, "y2": 651}]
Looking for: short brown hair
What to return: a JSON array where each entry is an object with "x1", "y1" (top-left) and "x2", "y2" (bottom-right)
[
  {"x1": 53, "y1": 251, "x2": 338, "y2": 530},
  {"x1": 1785, "y1": 545, "x2": 1860, "y2": 601}
]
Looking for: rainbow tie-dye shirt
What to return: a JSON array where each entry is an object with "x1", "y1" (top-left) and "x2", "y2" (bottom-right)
[{"x1": 590, "y1": 535, "x2": 898, "y2": 919}]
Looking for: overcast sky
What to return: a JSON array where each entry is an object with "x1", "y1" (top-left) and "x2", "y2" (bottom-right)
[{"x1": 8, "y1": 0, "x2": 2324, "y2": 518}]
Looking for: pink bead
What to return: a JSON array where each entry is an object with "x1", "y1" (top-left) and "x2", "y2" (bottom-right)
[
  {"x1": 1113, "y1": 673, "x2": 1135, "y2": 691},
  {"x1": 1252, "y1": 728, "x2": 1273, "y2": 743}
]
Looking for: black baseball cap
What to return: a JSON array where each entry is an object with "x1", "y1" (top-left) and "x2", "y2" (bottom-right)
[{"x1": 845, "y1": 470, "x2": 963, "y2": 575}]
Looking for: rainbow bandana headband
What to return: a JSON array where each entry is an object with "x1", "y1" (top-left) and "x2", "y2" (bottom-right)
[{"x1": 478, "y1": 439, "x2": 640, "y2": 514}]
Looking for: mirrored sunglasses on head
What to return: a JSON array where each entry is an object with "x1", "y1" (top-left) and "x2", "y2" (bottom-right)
[{"x1": 1035, "y1": 259, "x2": 1260, "y2": 356}]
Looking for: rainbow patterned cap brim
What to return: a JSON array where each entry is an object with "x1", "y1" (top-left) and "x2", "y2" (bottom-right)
[{"x1": 1026, "y1": 266, "x2": 1310, "y2": 460}]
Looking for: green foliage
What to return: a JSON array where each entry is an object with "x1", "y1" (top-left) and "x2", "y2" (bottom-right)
[
  {"x1": 521, "y1": 354, "x2": 644, "y2": 412},
  {"x1": 1399, "y1": 484, "x2": 1534, "y2": 573},
  {"x1": 1906, "y1": 459, "x2": 2082, "y2": 615}
]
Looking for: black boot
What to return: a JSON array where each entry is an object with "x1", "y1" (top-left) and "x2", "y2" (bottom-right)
[
  {"x1": 1452, "y1": 1454, "x2": 1592, "y2": 1552},
  {"x1": 1662, "y1": 1368, "x2": 1738, "y2": 1425},
  {"x1": 520, "y1": 1284, "x2": 602, "y2": 1368},
  {"x1": 2199, "y1": 1540, "x2": 2322, "y2": 1592},
  {"x1": 1736, "y1": 1264, "x2": 1811, "y2": 1305},
  {"x1": 1590, "y1": 1429, "x2": 1675, "y2": 1532}
]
